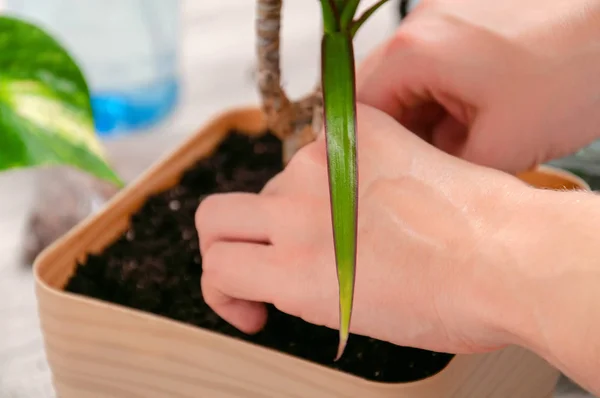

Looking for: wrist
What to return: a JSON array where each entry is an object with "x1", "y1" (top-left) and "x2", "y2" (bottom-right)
[{"x1": 491, "y1": 186, "x2": 600, "y2": 393}]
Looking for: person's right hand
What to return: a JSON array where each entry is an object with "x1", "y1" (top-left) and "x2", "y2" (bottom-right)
[{"x1": 357, "y1": 0, "x2": 600, "y2": 173}]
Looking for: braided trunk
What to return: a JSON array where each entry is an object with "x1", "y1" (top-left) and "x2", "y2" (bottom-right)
[{"x1": 256, "y1": 0, "x2": 323, "y2": 164}]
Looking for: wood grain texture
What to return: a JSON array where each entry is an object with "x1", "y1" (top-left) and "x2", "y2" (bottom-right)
[{"x1": 33, "y1": 106, "x2": 585, "y2": 398}]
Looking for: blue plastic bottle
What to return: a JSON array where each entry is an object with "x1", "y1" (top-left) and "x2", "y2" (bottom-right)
[
  {"x1": 5, "y1": 0, "x2": 180, "y2": 137},
  {"x1": 7, "y1": 0, "x2": 182, "y2": 264}
]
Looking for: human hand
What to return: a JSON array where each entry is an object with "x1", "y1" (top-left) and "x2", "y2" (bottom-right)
[
  {"x1": 357, "y1": 0, "x2": 600, "y2": 173},
  {"x1": 196, "y1": 104, "x2": 537, "y2": 355}
]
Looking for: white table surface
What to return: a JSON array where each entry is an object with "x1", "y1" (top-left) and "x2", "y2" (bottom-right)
[{"x1": 0, "y1": 1, "x2": 594, "y2": 397}]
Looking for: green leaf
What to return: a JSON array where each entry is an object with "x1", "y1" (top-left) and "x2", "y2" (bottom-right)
[
  {"x1": 0, "y1": 16, "x2": 123, "y2": 187},
  {"x1": 351, "y1": 0, "x2": 390, "y2": 37},
  {"x1": 340, "y1": 0, "x2": 361, "y2": 30},
  {"x1": 321, "y1": 31, "x2": 358, "y2": 360},
  {"x1": 320, "y1": 0, "x2": 340, "y2": 33},
  {"x1": 331, "y1": 0, "x2": 345, "y2": 13}
]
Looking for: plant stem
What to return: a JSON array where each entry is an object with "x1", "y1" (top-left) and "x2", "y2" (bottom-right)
[{"x1": 256, "y1": 0, "x2": 321, "y2": 163}]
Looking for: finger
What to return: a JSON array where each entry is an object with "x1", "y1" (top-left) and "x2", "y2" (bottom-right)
[
  {"x1": 356, "y1": 15, "x2": 504, "y2": 132},
  {"x1": 196, "y1": 193, "x2": 272, "y2": 254},
  {"x1": 260, "y1": 171, "x2": 285, "y2": 195},
  {"x1": 356, "y1": 22, "x2": 440, "y2": 123},
  {"x1": 201, "y1": 242, "x2": 281, "y2": 334},
  {"x1": 261, "y1": 141, "x2": 329, "y2": 196},
  {"x1": 458, "y1": 117, "x2": 537, "y2": 174},
  {"x1": 431, "y1": 113, "x2": 468, "y2": 155},
  {"x1": 356, "y1": 35, "x2": 451, "y2": 140}
]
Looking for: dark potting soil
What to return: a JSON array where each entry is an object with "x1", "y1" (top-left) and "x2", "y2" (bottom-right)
[{"x1": 65, "y1": 131, "x2": 454, "y2": 383}]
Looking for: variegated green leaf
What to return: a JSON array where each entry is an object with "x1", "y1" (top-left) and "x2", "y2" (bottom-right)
[{"x1": 0, "y1": 16, "x2": 122, "y2": 186}]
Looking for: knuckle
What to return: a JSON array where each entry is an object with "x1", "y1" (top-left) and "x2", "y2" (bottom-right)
[
  {"x1": 288, "y1": 140, "x2": 326, "y2": 171},
  {"x1": 200, "y1": 250, "x2": 233, "y2": 308},
  {"x1": 271, "y1": 286, "x2": 301, "y2": 317},
  {"x1": 260, "y1": 171, "x2": 284, "y2": 195},
  {"x1": 387, "y1": 27, "x2": 422, "y2": 54},
  {"x1": 278, "y1": 252, "x2": 336, "y2": 328},
  {"x1": 201, "y1": 242, "x2": 228, "y2": 276},
  {"x1": 200, "y1": 273, "x2": 222, "y2": 308},
  {"x1": 387, "y1": 11, "x2": 450, "y2": 59},
  {"x1": 273, "y1": 196, "x2": 322, "y2": 241},
  {"x1": 195, "y1": 195, "x2": 223, "y2": 252},
  {"x1": 194, "y1": 194, "x2": 219, "y2": 228}
]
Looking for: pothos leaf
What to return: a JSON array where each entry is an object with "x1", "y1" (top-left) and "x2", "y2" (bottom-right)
[
  {"x1": 0, "y1": 16, "x2": 123, "y2": 187},
  {"x1": 321, "y1": 31, "x2": 358, "y2": 360}
]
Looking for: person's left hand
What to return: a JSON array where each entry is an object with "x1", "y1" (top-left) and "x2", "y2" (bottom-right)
[{"x1": 195, "y1": 103, "x2": 535, "y2": 354}]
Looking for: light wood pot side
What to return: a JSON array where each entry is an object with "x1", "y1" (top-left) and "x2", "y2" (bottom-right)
[{"x1": 35, "y1": 107, "x2": 585, "y2": 398}]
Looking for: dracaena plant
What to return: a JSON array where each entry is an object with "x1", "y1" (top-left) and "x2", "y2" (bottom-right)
[
  {"x1": 0, "y1": 16, "x2": 122, "y2": 186},
  {"x1": 256, "y1": 0, "x2": 390, "y2": 358}
]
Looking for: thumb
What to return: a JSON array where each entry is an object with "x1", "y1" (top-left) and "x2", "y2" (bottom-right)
[
  {"x1": 356, "y1": 14, "x2": 508, "y2": 139},
  {"x1": 356, "y1": 29, "x2": 438, "y2": 126}
]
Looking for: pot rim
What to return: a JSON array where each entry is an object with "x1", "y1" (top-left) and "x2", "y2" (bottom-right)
[{"x1": 527, "y1": 164, "x2": 591, "y2": 191}]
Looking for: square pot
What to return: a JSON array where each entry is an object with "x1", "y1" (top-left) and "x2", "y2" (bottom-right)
[{"x1": 34, "y1": 106, "x2": 582, "y2": 398}]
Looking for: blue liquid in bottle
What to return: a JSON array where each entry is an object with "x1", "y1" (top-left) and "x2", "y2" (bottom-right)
[
  {"x1": 5, "y1": 0, "x2": 181, "y2": 137},
  {"x1": 92, "y1": 77, "x2": 180, "y2": 137}
]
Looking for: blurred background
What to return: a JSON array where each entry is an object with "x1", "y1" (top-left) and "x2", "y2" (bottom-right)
[{"x1": 0, "y1": 1, "x2": 595, "y2": 397}]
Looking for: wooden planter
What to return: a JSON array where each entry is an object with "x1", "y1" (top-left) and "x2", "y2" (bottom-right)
[{"x1": 34, "y1": 106, "x2": 587, "y2": 398}]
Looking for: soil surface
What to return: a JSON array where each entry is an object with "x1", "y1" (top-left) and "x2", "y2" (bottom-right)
[{"x1": 65, "y1": 131, "x2": 454, "y2": 383}]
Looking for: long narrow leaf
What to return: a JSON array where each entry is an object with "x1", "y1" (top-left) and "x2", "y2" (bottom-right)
[
  {"x1": 350, "y1": 0, "x2": 390, "y2": 37},
  {"x1": 331, "y1": 0, "x2": 345, "y2": 13},
  {"x1": 320, "y1": 0, "x2": 339, "y2": 33},
  {"x1": 339, "y1": 0, "x2": 361, "y2": 29},
  {"x1": 321, "y1": 32, "x2": 358, "y2": 360}
]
